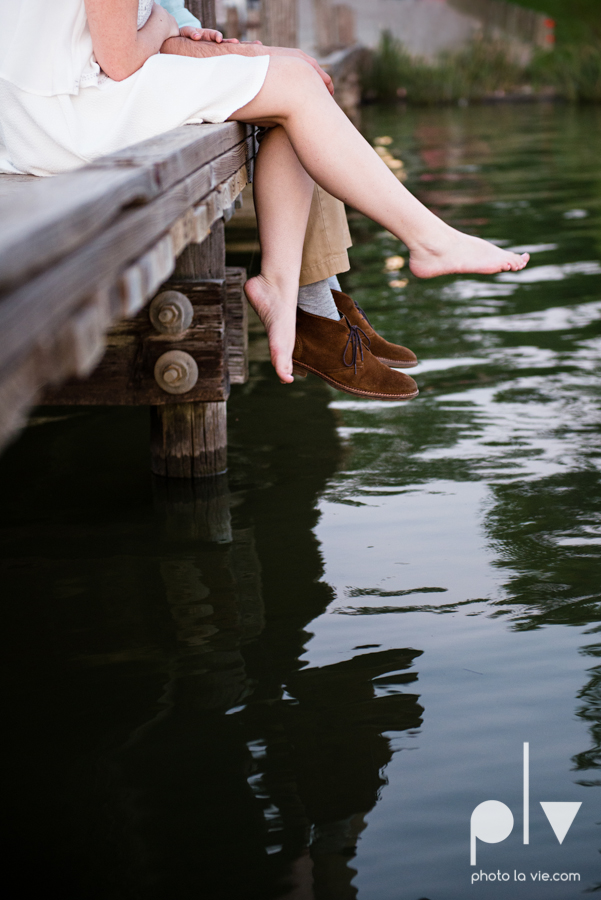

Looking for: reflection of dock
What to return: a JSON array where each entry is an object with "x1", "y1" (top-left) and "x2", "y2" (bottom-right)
[{"x1": 0, "y1": 318, "x2": 426, "y2": 897}]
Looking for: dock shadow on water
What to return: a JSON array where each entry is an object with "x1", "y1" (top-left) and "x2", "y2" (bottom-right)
[
  {"x1": 3, "y1": 102, "x2": 601, "y2": 899},
  {"x1": 0, "y1": 363, "x2": 423, "y2": 900}
]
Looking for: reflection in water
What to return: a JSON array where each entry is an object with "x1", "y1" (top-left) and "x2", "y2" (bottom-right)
[
  {"x1": 313, "y1": 103, "x2": 601, "y2": 895},
  {"x1": 0, "y1": 367, "x2": 424, "y2": 900}
]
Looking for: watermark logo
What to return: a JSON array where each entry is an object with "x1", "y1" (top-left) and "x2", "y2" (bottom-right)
[{"x1": 470, "y1": 743, "x2": 581, "y2": 865}]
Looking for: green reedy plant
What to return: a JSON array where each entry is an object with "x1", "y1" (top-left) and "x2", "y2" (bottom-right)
[
  {"x1": 361, "y1": 31, "x2": 525, "y2": 105},
  {"x1": 530, "y1": 42, "x2": 601, "y2": 101},
  {"x1": 362, "y1": 30, "x2": 601, "y2": 104}
]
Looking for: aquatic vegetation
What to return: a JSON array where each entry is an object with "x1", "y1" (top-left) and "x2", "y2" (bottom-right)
[
  {"x1": 531, "y1": 42, "x2": 601, "y2": 102},
  {"x1": 362, "y1": 29, "x2": 601, "y2": 104},
  {"x1": 361, "y1": 31, "x2": 526, "y2": 105}
]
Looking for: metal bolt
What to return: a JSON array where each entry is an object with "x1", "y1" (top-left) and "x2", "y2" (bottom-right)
[
  {"x1": 154, "y1": 350, "x2": 199, "y2": 395},
  {"x1": 158, "y1": 306, "x2": 177, "y2": 325},
  {"x1": 163, "y1": 364, "x2": 182, "y2": 384},
  {"x1": 149, "y1": 291, "x2": 194, "y2": 335}
]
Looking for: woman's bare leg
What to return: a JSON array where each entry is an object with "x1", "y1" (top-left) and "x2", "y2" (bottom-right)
[
  {"x1": 229, "y1": 57, "x2": 529, "y2": 279},
  {"x1": 244, "y1": 126, "x2": 314, "y2": 382}
]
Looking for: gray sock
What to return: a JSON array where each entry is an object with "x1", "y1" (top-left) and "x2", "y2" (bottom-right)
[
  {"x1": 328, "y1": 275, "x2": 342, "y2": 292},
  {"x1": 298, "y1": 278, "x2": 340, "y2": 321}
]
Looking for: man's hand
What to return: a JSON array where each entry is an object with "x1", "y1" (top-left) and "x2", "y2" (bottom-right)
[
  {"x1": 160, "y1": 37, "x2": 334, "y2": 96},
  {"x1": 179, "y1": 26, "x2": 241, "y2": 43}
]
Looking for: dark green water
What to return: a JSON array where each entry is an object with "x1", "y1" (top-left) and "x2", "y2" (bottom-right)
[{"x1": 2, "y1": 103, "x2": 601, "y2": 899}]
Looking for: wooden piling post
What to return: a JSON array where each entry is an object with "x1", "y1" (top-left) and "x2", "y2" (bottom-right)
[
  {"x1": 261, "y1": 0, "x2": 298, "y2": 48},
  {"x1": 150, "y1": 220, "x2": 229, "y2": 479},
  {"x1": 187, "y1": 0, "x2": 217, "y2": 30},
  {"x1": 150, "y1": 400, "x2": 228, "y2": 478}
]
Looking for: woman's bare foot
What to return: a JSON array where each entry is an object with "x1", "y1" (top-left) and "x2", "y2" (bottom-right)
[
  {"x1": 244, "y1": 274, "x2": 297, "y2": 383},
  {"x1": 409, "y1": 228, "x2": 530, "y2": 279}
]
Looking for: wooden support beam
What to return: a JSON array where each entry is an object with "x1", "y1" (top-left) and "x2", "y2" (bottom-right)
[
  {"x1": 150, "y1": 400, "x2": 227, "y2": 478},
  {"x1": 150, "y1": 219, "x2": 230, "y2": 479},
  {"x1": 187, "y1": 1, "x2": 216, "y2": 30},
  {"x1": 225, "y1": 268, "x2": 248, "y2": 385},
  {"x1": 41, "y1": 263, "x2": 247, "y2": 405},
  {"x1": 176, "y1": 217, "x2": 226, "y2": 281},
  {"x1": 0, "y1": 106, "x2": 256, "y2": 460},
  {"x1": 261, "y1": 0, "x2": 298, "y2": 47},
  {"x1": 0, "y1": 138, "x2": 251, "y2": 377}
]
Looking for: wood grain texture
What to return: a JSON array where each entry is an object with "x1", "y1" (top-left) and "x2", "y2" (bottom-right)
[
  {"x1": 0, "y1": 168, "x2": 156, "y2": 294},
  {"x1": 262, "y1": 0, "x2": 298, "y2": 47},
  {"x1": 176, "y1": 219, "x2": 226, "y2": 281},
  {"x1": 41, "y1": 265, "x2": 247, "y2": 404},
  {"x1": 186, "y1": 1, "x2": 217, "y2": 31},
  {"x1": 0, "y1": 150, "x2": 249, "y2": 376},
  {"x1": 150, "y1": 401, "x2": 227, "y2": 478},
  {"x1": 0, "y1": 113, "x2": 256, "y2": 455},
  {"x1": 42, "y1": 279, "x2": 230, "y2": 405},
  {"x1": 0, "y1": 124, "x2": 252, "y2": 296},
  {"x1": 0, "y1": 169, "x2": 253, "y2": 451},
  {"x1": 225, "y1": 267, "x2": 249, "y2": 385},
  {"x1": 151, "y1": 146, "x2": 230, "y2": 479},
  {"x1": 88, "y1": 123, "x2": 252, "y2": 193}
]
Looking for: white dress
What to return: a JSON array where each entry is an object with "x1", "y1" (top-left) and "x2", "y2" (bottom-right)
[{"x1": 0, "y1": 0, "x2": 269, "y2": 176}]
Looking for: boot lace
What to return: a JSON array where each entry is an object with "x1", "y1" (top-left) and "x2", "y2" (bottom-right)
[
  {"x1": 343, "y1": 319, "x2": 370, "y2": 374},
  {"x1": 354, "y1": 303, "x2": 372, "y2": 327}
]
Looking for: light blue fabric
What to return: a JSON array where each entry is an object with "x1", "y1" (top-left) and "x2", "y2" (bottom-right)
[{"x1": 159, "y1": 0, "x2": 201, "y2": 30}]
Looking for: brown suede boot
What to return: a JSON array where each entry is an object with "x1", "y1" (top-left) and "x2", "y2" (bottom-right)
[
  {"x1": 292, "y1": 308, "x2": 418, "y2": 401},
  {"x1": 332, "y1": 289, "x2": 418, "y2": 368}
]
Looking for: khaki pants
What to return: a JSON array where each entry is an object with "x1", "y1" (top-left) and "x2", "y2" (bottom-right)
[{"x1": 300, "y1": 186, "x2": 352, "y2": 286}]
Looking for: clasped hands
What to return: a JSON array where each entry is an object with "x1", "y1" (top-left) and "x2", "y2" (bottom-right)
[{"x1": 164, "y1": 25, "x2": 334, "y2": 95}]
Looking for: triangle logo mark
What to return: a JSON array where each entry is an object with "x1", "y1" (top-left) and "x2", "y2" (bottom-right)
[{"x1": 540, "y1": 802, "x2": 582, "y2": 844}]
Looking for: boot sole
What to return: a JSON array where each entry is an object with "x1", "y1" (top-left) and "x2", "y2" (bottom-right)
[
  {"x1": 292, "y1": 362, "x2": 419, "y2": 401},
  {"x1": 376, "y1": 356, "x2": 418, "y2": 369}
]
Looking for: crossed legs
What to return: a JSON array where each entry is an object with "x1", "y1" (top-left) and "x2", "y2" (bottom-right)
[{"x1": 229, "y1": 56, "x2": 529, "y2": 382}]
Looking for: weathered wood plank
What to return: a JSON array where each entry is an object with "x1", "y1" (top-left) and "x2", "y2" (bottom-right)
[
  {"x1": 187, "y1": 1, "x2": 217, "y2": 31},
  {"x1": 0, "y1": 123, "x2": 253, "y2": 296},
  {"x1": 150, "y1": 149, "x2": 230, "y2": 479},
  {"x1": 225, "y1": 267, "x2": 248, "y2": 385},
  {"x1": 150, "y1": 401, "x2": 227, "y2": 478},
  {"x1": 41, "y1": 264, "x2": 248, "y2": 405},
  {"x1": 87, "y1": 122, "x2": 253, "y2": 193},
  {"x1": 0, "y1": 151, "x2": 249, "y2": 376},
  {"x1": 0, "y1": 168, "x2": 156, "y2": 294},
  {"x1": 42, "y1": 280, "x2": 230, "y2": 405},
  {"x1": 0, "y1": 164, "x2": 250, "y2": 450},
  {"x1": 176, "y1": 218, "x2": 226, "y2": 281}
]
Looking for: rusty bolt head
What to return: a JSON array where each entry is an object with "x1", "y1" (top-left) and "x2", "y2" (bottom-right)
[
  {"x1": 154, "y1": 350, "x2": 199, "y2": 394},
  {"x1": 149, "y1": 291, "x2": 194, "y2": 335}
]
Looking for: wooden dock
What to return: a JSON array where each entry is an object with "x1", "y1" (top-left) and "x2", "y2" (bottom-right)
[
  {"x1": 0, "y1": 0, "x2": 364, "y2": 478},
  {"x1": 0, "y1": 121, "x2": 257, "y2": 477}
]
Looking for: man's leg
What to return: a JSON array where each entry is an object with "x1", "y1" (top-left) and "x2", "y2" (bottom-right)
[
  {"x1": 300, "y1": 187, "x2": 352, "y2": 287},
  {"x1": 296, "y1": 187, "x2": 351, "y2": 321}
]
